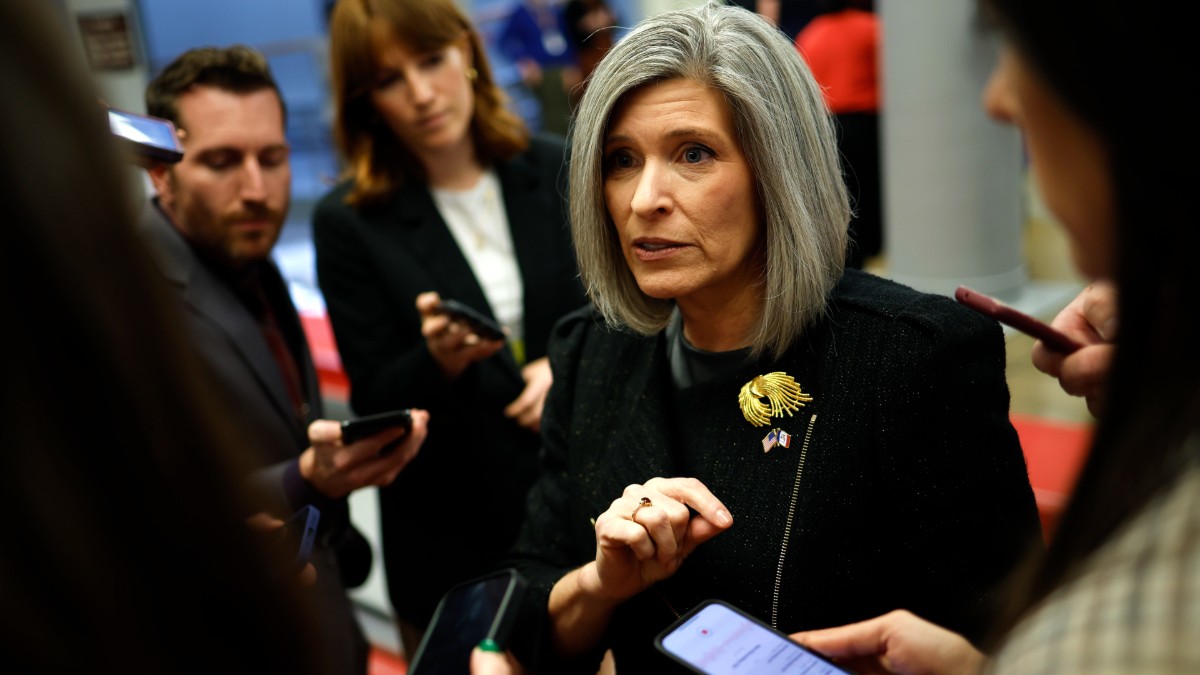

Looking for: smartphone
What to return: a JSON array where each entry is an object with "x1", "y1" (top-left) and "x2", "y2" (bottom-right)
[
  {"x1": 656, "y1": 599, "x2": 856, "y2": 675},
  {"x1": 271, "y1": 505, "x2": 320, "y2": 575},
  {"x1": 954, "y1": 286, "x2": 1083, "y2": 354},
  {"x1": 407, "y1": 568, "x2": 528, "y2": 675},
  {"x1": 436, "y1": 299, "x2": 507, "y2": 342},
  {"x1": 107, "y1": 106, "x2": 184, "y2": 164},
  {"x1": 340, "y1": 409, "x2": 412, "y2": 445}
]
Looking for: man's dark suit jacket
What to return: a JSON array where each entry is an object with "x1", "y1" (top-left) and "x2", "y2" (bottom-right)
[
  {"x1": 508, "y1": 270, "x2": 1044, "y2": 674},
  {"x1": 140, "y1": 201, "x2": 369, "y2": 674},
  {"x1": 313, "y1": 133, "x2": 587, "y2": 626}
]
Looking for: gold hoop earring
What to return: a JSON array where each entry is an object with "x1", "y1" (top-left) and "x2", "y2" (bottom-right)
[{"x1": 466, "y1": 67, "x2": 478, "y2": 82}]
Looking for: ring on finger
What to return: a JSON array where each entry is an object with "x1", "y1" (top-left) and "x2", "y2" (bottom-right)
[{"x1": 631, "y1": 496, "x2": 653, "y2": 520}]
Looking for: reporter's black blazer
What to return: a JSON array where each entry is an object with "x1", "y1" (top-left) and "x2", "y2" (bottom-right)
[
  {"x1": 140, "y1": 201, "x2": 369, "y2": 673},
  {"x1": 313, "y1": 133, "x2": 587, "y2": 625}
]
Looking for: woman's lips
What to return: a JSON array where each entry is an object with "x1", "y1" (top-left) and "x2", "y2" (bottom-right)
[
  {"x1": 419, "y1": 111, "x2": 447, "y2": 130},
  {"x1": 632, "y1": 238, "x2": 686, "y2": 261}
]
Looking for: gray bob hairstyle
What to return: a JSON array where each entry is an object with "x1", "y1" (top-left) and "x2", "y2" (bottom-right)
[{"x1": 569, "y1": 1, "x2": 850, "y2": 360}]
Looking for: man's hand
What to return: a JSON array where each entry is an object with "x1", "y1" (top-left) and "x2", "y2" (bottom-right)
[
  {"x1": 246, "y1": 512, "x2": 317, "y2": 587},
  {"x1": 299, "y1": 409, "x2": 429, "y2": 499}
]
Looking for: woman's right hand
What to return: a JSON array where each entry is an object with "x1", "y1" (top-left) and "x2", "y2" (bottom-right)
[
  {"x1": 417, "y1": 291, "x2": 507, "y2": 380},
  {"x1": 790, "y1": 610, "x2": 986, "y2": 675},
  {"x1": 585, "y1": 477, "x2": 733, "y2": 601}
]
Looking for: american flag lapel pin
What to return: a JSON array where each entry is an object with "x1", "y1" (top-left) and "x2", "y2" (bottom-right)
[{"x1": 761, "y1": 429, "x2": 779, "y2": 453}]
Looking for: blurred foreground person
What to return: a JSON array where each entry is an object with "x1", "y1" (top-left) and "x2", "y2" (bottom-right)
[
  {"x1": 792, "y1": 1, "x2": 1200, "y2": 673},
  {"x1": 0, "y1": 2, "x2": 331, "y2": 672}
]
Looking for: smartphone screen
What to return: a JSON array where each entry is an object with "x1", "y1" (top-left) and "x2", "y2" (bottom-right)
[
  {"x1": 657, "y1": 600, "x2": 854, "y2": 675},
  {"x1": 408, "y1": 569, "x2": 528, "y2": 675},
  {"x1": 107, "y1": 107, "x2": 184, "y2": 163}
]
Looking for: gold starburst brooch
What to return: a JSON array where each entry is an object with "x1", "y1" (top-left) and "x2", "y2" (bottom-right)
[{"x1": 738, "y1": 372, "x2": 813, "y2": 427}]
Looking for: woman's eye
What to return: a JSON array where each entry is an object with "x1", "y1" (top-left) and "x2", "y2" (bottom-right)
[
  {"x1": 374, "y1": 72, "x2": 400, "y2": 88},
  {"x1": 682, "y1": 146, "x2": 713, "y2": 163},
  {"x1": 605, "y1": 150, "x2": 635, "y2": 171}
]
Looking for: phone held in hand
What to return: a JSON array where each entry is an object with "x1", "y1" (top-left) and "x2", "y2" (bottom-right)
[
  {"x1": 272, "y1": 505, "x2": 320, "y2": 575},
  {"x1": 407, "y1": 568, "x2": 528, "y2": 675},
  {"x1": 954, "y1": 286, "x2": 1083, "y2": 354},
  {"x1": 106, "y1": 106, "x2": 184, "y2": 164},
  {"x1": 435, "y1": 299, "x2": 507, "y2": 342},
  {"x1": 340, "y1": 409, "x2": 412, "y2": 445},
  {"x1": 656, "y1": 599, "x2": 856, "y2": 675}
]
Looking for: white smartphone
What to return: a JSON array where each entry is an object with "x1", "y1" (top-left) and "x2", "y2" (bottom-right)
[{"x1": 656, "y1": 599, "x2": 856, "y2": 675}]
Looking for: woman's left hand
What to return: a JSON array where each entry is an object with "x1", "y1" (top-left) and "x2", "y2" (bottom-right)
[
  {"x1": 505, "y1": 357, "x2": 552, "y2": 432},
  {"x1": 587, "y1": 477, "x2": 733, "y2": 601}
]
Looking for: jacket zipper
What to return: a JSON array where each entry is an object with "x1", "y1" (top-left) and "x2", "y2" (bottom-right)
[{"x1": 771, "y1": 414, "x2": 817, "y2": 628}]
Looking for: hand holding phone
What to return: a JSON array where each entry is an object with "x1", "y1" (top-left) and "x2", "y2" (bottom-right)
[
  {"x1": 657, "y1": 599, "x2": 855, "y2": 675},
  {"x1": 270, "y1": 505, "x2": 320, "y2": 575},
  {"x1": 340, "y1": 409, "x2": 413, "y2": 445},
  {"x1": 436, "y1": 299, "x2": 507, "y2": 342},
  {"x1": 408, "y1": 569, "x2": 528, "y2": 675},
  {"x1": 954, "y1": 286, "x2": 1083, "y2": 354}
]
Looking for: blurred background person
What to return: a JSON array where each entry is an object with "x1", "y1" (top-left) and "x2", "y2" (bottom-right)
[
  {"x1": 139, "y1": 45, "x2": 430, "y2": 674},
  {"x1": 791, "y1": 0, "x2": 1200, "y2": 672},
  {"x1": 496, "y1": 0, "x2": 579, "y2": 136},
  {"x1": 0, "y1": 1, "x2": 335, "y2": 672},
  {"x1": 727, "y1": 0, "x2": 819, "y2": 43},
  {"x1": 795, "y1": 0, "x2": 882, "y2": 269},
  {"x1": 504, "y1": 3, "x2": 1040, "y2": 672},
  {"x1": 317, "y1": 0, "x2": 586, "y2": 657},
  {"x1": 563, "y1": 0, "x2": 618, "y2": 111}
]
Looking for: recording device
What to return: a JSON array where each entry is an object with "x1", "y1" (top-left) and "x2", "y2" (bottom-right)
[
  {"x1": 106, "y1": 106, "x2": 184, "y2": 164},
  {"x1": 436, "y1": 299, "x2": 507, "y2": 342},
  {"x1": 954, "y1": 286, "x2": 1083, "y2": 354},
  {"x1": 272, "y1": 505, "x2": 320, "y2": 575},
  {"x1": 656, "y1": 599, "x2": 856, "y2": 675},
  {"x1": 407, "y1": 568, "x2": 528, "y2": 675},
  {"x1": 340, "y1": 409, "x2": 413, "y2": 445}
]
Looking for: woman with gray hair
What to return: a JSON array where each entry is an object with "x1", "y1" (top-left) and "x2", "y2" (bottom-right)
[{"x1": 505, "y1": 3, "x2": 1040, "y2": 672}]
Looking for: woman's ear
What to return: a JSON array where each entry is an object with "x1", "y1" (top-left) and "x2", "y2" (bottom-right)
[{"x1": 458, "y1": 32, "x2": 475, "y2": 73}]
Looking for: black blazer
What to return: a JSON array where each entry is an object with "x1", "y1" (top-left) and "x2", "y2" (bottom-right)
[
  {"x1": 140, "y1": 201, "x2": 369, "y2": 674},
  {"x1": 313, "y1": 133, "x2": 587, "y2": 624},
  {"x1": 508, "y1": 270, "x2": 1043, "y2": 674}
]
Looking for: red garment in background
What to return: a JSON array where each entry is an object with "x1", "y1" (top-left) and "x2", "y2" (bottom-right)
[{"x1": 795, "y1": 8, "x2": 880, "y2": 114}]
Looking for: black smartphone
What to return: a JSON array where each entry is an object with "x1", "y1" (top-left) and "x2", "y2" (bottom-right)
[
  {"x1": 436, "y1": 299, "x2": 507, "y2": 342},
  {"x1": 271, "y1": 505, "x2": 320, "y2": 574},
  {"x1": 954, "y1": 286, "x2": 1083, "y2": 354},
  {"x1": 107, "y1": 106, "x2": 184, "y2": 164},
  {"x1": 340, "y1": 409, "x2": 412, "y2": 445},
  {"x1": 656, "y1": 599, "x2": 856, "y2": 675},
  {"x1": 407, "y1": 568, "x2": 528, "y2": 675}
]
